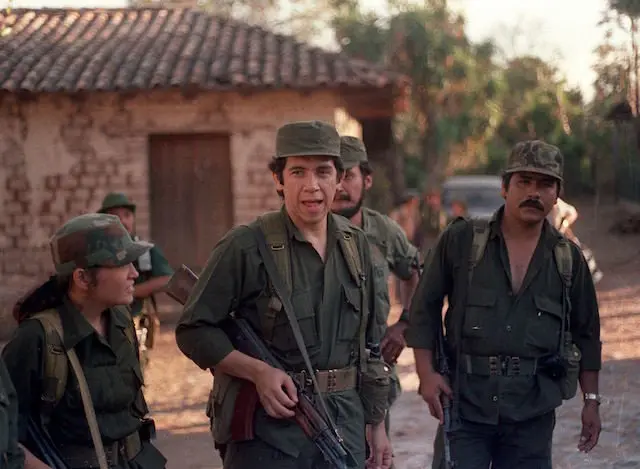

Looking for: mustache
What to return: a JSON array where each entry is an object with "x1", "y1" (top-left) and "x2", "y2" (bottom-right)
[
  {"x1": 520, "y1": 199, "x2": 544, "y2": 211},
  {"x1": 335, "y1": 192, "x2": 351, "y2": 201}
]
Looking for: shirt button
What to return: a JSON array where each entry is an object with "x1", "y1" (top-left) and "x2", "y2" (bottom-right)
[
  {"x1": 506, "y1": 325, "x2": 512, "y2": 332},
  {"x1": 492, "y1": 396, "x2": 498, "y2": 402}
]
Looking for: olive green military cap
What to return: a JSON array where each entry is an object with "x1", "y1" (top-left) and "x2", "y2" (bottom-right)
[
  {"x1": 98, "y1": 192, "x2": 136, "y2": 213},
  {"x1": 340, "y1": 136, "x2": 368, "y2": 169},
  {"x1": 50, "y1": 213, "x2": 153, "y2": 276},
  {"x1": 504, "y1": 140, "x2": 564, "y2": 181},
  {"x1": 275, "y1": 120, "x2": 341, "y2": 159}
]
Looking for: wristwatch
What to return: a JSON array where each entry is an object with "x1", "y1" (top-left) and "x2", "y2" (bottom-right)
[{"x1": 583, "y1": 393, "x2": 602, "y2": 405}]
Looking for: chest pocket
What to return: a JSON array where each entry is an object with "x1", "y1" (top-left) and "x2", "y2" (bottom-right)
[
  {"x1": 462, "y1": 287, "x2": 496, "y2": 340},
  {"x1": 268, "y1": 289, "x2": 320, "y2": 356},
  {"x1": 0, "y1": 387, "x2": 9, "y2": 454},
  {"x1": 525, "y1": 295, "x2": 563, "y2": 353}
]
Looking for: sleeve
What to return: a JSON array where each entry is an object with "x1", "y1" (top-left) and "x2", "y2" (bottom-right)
[
  {"x1": 405, "y1": 222, "x2": 458, "y2": 350},
  {"x1": 149, "y1": 245, "x2": 174, "y2": 277},
  {"x1": 387, "y1": 217, "x2": 420, "y2": 281},
  {"x1": 568, "y1": 244, "x2": 602, "y2": 371},
  {"x1": 0, "y1": 358, "x2": 25, "y2": 469},
  {"x1": 1, "y1": 320, "x2": 46, "y2": 442},
  {"x1": 175, "y1": 226, "x2": 259, "y2": 370}
]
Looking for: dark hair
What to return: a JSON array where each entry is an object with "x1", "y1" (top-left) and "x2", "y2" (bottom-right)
[
  {"x1": 268, "y1": 156, "x2": 345, "y2": 198},
  {"x1": 56, "y1": 267, "x2": 100, "y2": 292},
  {"x1": 360, "y1": 161, "x2": 373, "y2": 177}
]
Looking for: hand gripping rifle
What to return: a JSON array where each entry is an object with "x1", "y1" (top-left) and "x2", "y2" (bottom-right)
[{"x1": 166, "y1": 265, "x2": 355, "y2": 469}]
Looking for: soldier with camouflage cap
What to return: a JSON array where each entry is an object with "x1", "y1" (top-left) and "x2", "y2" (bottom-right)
[
  {"x1": 3, "y1": 214, "x2": 167, "y2": 469},
  {"x1": 176, "y1": 121, "x2": 393, "y2": 469},
  {"x1": 407, "y1": 140, "x2": 602, "y2": 469},
  {"x1": 332, "y1": 136, "x2": 420, "y2": 453},
  {"x1": 98, "y1": 192, "x2": 174, "y2": 370}
]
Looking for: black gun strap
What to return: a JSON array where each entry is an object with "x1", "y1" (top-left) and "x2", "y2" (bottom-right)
[{"x1": 253, "y1": 227, "x2": 343, "y2": 441}]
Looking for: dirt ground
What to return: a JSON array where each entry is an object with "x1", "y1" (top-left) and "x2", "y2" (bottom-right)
[{"x1": 3, "y1": 197, "x2": 640, "y2": 468}]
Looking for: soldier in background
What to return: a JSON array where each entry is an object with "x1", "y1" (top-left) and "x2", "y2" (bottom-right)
[
  {"x1": 332, "y1": 136, "x2": 420, "y2": 451},
  {"x1": 98, "y1": 193, "x2": 174, "y2": 369}
]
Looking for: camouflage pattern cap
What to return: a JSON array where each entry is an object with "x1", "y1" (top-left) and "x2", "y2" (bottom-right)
[
  {"x1": 98, "y1": 192, "x2": 136, "y2": 213},
  {"x1": 275, "y1": 120, "x2": 341, "y2": 159},
  {"x1": 50, "y1": 213, "x2": 153, "y2": 276},
  {"x1": 504, "y1": 140, "x2": 564, "y2": 181},
  {"x1": 340, "y1": 136, "x2": 368, "y2": 169}
]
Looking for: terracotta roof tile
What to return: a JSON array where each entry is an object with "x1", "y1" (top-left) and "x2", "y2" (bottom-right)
[{"x1": 0, "y1": 7, "x2": 406, "y2": 93}]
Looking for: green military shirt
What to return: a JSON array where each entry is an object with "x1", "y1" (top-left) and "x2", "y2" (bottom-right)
[
  {"x1": 406, "y1": 207, "x2": 601, "y2": 424},
  {"x1": 0, "y1": 358, "x2": 24, "y2": 469},
  {"x1": 176, "y1": 208, "x2": 386, "y2": 464},
  {"x1": 131, "y1": 243, "x2": 174, "y2": 317},
  {"x1": 2, "y1": 298, "x2": 165, "y2": 468},
  {"x1": 361, "y1": 207, "x2": 420, "y2": 325}
]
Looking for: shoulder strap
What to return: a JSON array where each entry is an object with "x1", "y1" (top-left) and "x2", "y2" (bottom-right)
[
  {"x1": 336, "y1": 230, "x2": 364, "y2": 287},
  {"x1": 46, "y1": 309, "x2": 109, "y2": 469},
  {"x1": 252, "y1": 225, "x2": 347, "y2": 448},
  {"x1": 469, "y1": 219, "x2": 490, "y2": 285},
  {"x1": 553, "y1": 239, "x2": 573, "y2": 289},
  {"x1": 257, "y1": 211, "x2": 293, "y2": 292},
  {"x1": 31, "y1": 310, "x2": 68, "y2": 423}
]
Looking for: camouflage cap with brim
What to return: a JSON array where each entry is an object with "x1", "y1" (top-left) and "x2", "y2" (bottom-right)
[
  {"x1": 275, "y1": 120, "x2": 341, "y2": 159},
  {"x1": 504, "y1": 140, "x2": 564, "y2": 181},
  {"x1": 50, "y1": 213, "x2": 153, "y2": 276},
  {"x1": 340, "y1": 136, "x2": 368, "y2": 169},
  {"x1": 98, "y1": 192, "x2": 136, "y2": 213}
]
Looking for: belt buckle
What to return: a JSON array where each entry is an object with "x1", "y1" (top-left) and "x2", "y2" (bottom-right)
[
  {"x1": 488, "y1": 357, "x2": 499, "y2": 376},
  {"x1": 300, "y1": 370, "x2": 313, "y2": 388},
  {"x1": 326, "y1": 369, "x2": 337, "y2": 392}
]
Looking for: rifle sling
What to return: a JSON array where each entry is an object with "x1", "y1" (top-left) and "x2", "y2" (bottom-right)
[{"x1": 252, "y1": 227, "x2": 343, "y2": 443}]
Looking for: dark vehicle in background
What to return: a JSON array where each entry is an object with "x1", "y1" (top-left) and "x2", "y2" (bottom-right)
[{"x1": 439, "y1": 175, "x2": 504, "y2": 231}]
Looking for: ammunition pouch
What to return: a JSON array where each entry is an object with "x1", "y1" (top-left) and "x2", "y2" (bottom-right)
[
  {"x1": 207, "y1": 372, "x2": 249, "y2": 445},
  {"x1": 139, "y1": 418, "x2": 156, "y2": 442},
  {"x1": 359, "y1": 357, "x2": 391, "y2": 424},
  {"x1": 561, "y1": 342, "x2": 581, "y2": 400},
  {"x1": 58, "y1": 431, "x2": 142, "y2": 468}
]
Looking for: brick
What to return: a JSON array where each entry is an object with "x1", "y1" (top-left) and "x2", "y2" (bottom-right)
[
  {"x1": 12, "y1": 214, "x2": 32, "y2": 226},
  {"x1": 79, "y1": 175, "x2": 98, "y2": 188},
  {"x1": 4, "y1": 201, "x2": 24, "y2": 215},
  {"x1": 60, "y1": 177, "x2": 78, "y2": 190},
  {"x1": 6, "y1": 177, "x2": 28, "y2": 191},
  {"x1": 72, "y1": 188, "x2": 90, "y2": 202}
]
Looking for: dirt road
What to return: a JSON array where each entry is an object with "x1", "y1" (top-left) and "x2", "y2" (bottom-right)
[{"x1": 88, "y1": 199, "x2": 640, "y2": 468}]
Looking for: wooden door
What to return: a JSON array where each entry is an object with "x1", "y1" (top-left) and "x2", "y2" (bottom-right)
[{"x1": 148, "y1": 133, "x2": 233, "y2": 272}]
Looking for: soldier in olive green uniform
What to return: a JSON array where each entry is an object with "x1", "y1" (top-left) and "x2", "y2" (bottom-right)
[
  {"x1": 0, "y1": 358, "x2": 25, "y2": 469},
  {"x1": 407, "y1": 141, "x2": 602, "y2": 469},
  {"x1": 3, "y1": 214, "x2": 167, "y2": 469},
  {"x1": 332, "y1": 136, "x2": 420, "y2": 435},
  {"x1": 98, "y1": 193, "x2": 174, "y2": 369},
  {"x1": 175, "y1": 121, "x2": 393, "y2": 469}
]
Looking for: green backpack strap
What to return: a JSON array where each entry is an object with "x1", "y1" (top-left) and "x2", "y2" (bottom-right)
[
  {"x1": 553, "y1": 239, "x2": 573, "y2": 289},
  {"x1": 30, "y1": 309, "x2": 68, "y2": 425},
  {"x1": 469, "y1": 219, "x2": 491, "y2": 285},
  {"x1": 257, "y1": 211, "x2": 293, "y2": 343}
]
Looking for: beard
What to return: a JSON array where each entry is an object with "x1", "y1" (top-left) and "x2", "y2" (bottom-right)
[{"x1": 333, "y1": 188, "x2": 365, "y2": 220}]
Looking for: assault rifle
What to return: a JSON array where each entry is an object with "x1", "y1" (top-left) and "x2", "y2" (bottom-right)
[
  {"x1": 26, "y1": 418, "x2": 69, "y2": 469},
  {"x1": 166, "y1": 265, "x2": 355, "y2": 469},
  {"x1": 435, "y1": 318, "x2": 455, "y2": 469}
]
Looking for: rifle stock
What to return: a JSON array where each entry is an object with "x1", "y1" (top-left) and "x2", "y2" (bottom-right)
[{"x1": 166, "y1": 265, "x2": 353, "y2": 469}]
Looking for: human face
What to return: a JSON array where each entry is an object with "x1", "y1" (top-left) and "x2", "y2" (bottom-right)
[
  {"x1": 502, "y1": 171, "x2": 559, "y2": 225},
  {"x1": 274, "y1": 156, "x2": 340, "y2": 229},
  {"x1": 332, "y1": 165, "x2": 372, "y2": 220},
  {"x1": 80, "y1": 264, "x2": 139, "y2": 307},
  {"x1": 106, "y1": 207, "x2": 135, "y2": 234}
]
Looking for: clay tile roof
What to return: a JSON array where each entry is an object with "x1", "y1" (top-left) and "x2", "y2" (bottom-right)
[{"x1": 0, "y1": 8, "x2": 407, "y2": 93}]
